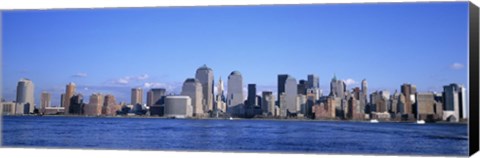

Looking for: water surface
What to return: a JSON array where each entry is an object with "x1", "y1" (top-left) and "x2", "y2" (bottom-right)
[{"x1": 1, "y1": 116, "x2": 468, "y2": 156}]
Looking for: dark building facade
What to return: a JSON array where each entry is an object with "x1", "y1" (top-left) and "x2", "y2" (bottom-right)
[
  {"x1": 277, "y1": 74, "x2": 289, "y2": 104},
  {"x1": 247, "y1": 84, "x2": 257, "y2": 106},
  {"x1": 69, "y1": 94, "x2": 85, "y2": 115}
]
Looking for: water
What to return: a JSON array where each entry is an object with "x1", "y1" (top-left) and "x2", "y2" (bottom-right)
[{"x1": 1, "y1": 116, "x2": 468, "y2": 156}]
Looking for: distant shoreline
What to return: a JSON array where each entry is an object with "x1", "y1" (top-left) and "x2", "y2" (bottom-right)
[{"x1": 1, "y1": 114, "x2": 468, "y2": 124}]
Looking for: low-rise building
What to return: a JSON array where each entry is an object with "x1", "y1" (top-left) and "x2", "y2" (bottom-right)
[{"x1": 163, "y1": 96, "x2": 193, "y2": 118}]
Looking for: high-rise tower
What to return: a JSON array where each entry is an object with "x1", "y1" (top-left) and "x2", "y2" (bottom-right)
[
  {"x1": 195, "y1": 64, "x2": 214, "y2": 113},
  {"x1": 16, "y1": 78, "x2": 35, "y2": 114}
]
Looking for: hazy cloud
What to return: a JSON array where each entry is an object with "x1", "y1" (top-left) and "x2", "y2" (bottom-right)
[
  {"x1": 143, "y1": 82, "x2": 182, "y2": 94},
  {"x1": 114, "y1": 78, "x2": 130, "y2": 85},
  {"x1": 137, "y1": 74, "x2": 149, "y2": 80},
  {"x1": 343, "y1": 78, "x2": 357, "y2": 86},
  {"x1": 72, "y1": 72, "x2": 88, "y2": 78},
  {"x1": 450, "y1": 62, "x2": 464, "y2": 70},
  {"x1": 112, "y1": 74, "x2": 149, "y2": 85}
]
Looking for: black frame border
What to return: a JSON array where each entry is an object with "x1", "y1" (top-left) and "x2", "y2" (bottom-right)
[{"x1": 469, "y1": 1, "x2": 479, "y2": 156}]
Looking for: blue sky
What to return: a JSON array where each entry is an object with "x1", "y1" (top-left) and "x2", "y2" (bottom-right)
[{"x1": 2, "y1": 2, "x2": 469, "y2": 106}]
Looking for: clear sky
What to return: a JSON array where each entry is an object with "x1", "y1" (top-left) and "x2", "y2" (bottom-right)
[{"x1": 2, "y1": 2, "x2": 469, "y2": 107}]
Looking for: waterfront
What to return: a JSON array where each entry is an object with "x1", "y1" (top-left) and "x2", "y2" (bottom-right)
[{"x1": 1, "y1": 116, "x2": 468, "y2": 156}]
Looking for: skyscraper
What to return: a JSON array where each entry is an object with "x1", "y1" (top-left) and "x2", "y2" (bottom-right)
[
  {"x1": 131, "y1": 88, "x2": 143, "y2": 105},
  {"x1": 64, "y1": 82, "x2": 76, "y2": 114},
  {"x1": 227, "y1": 71, "x2": 244, "y2": 115},
  {"x1": 60, "y1": 93, "x2": 65, "y2": 107},
  {"x1": 181, "y1": 78, "x2": 204, "y2": 116},
  {"x1": 277, "y1": 74, "x2": 289, "y2": 106},
  {"x1": 285, "y1": 75, "x2": 298, "y2": 114},
  {"x1": 401, "y1": 83, "x2": 415, "y2": 114},
  {"x1": 69, "y1": 94, "x2": 84, "y2": 115},
  {"x1": 443, "y1": 83, "x2": 466, "y2": 121},
  {"x1": 195, "y1": 64, "x2": 214, "y2": 113},
  {"x1": 247, "y1": 84, "x2": 257, "y2": 106},
  {"x1": 85, "y1": 93, "x2": 103, "y2": 116},
  {"x1": 215, "y1": 77, "x2": 226, "y2": 112},
  {"x1": 16, "y1": 78, "x2": 35, "y2": 114},
  {"x1": 40, "y1": 91, "x2": 51, "y2": 114},
  {"x1": 147, "y1": 88, "x2": 166, "y2": 106},
  {"x1": 307, "y1": 74, "x2": 319, "y2": 89},
  {"x1": 103, "y1": 94, "x2": 119, "y2": 116},
  {"x1": 361, "y1": 79, "x2": 368, "y2": 99},
  {"x1": 297, "y1": 80, "x2": 308, "y2": 95},
  {"x1": 261, "y1": 91, "x2": 274, "y2": 115},
  {"x1": 146, "y1": 90, "x2": 154, "y2": 107},
  {"x1": 330, "y1": 74, "x2": 345, "y2": 99}
]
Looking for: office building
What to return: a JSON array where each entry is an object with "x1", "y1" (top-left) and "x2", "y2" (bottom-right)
[
  {"x1": 69, "y1": 94, "x2": 85, "y2": 115},
  {"x1": 216, "y1": 77, "x2": 226, "y2": 112},
  {"x1": 102, "y1": 94, "x2": 120, "y2": 116},
  {"x1": 400, "y1": 83, "x2": 415, "y2": 114},
  {"x1": 163, "y1": 96, "x2": 193, "y2": 118},
  {"x1": 285, "y1": 75, "x2": 298, "y2": 114},
  {"x1": 261, "y1": 91, "x2": 275, "y2": 115},
  {"x1": 227, "y1": 71, "x2": 244, "y2": 116},
  {"x1": 415, "y1": 92, "x2": 438, "y2": 120},
  {"x1": 131, "y1": 88, "x2": 143, "y2": 105},
  {"x1": 443, "y1": 83, "x2": 466, "y2": 122},
  {"x1": 147, "y1": 88, "x2": 166, "y2": 106},
  {"x1": 181, "y1": 78, "x2": 204, "y2": 116},
  {"x1": 330, "y1": 74, "x2": 345, "y2": 99},
  {"x1": 84, "y1": 93, "x2": 103, "y2": 116},
  {"x1": 40, "y1": 91, "x2": 51, "y2": 114},
  {"x1": 1, "y1": 102, "x2": 16, "y2": 115},
  {"x1": 297, "y1": 80, "x2": 308, "y2": 95},
  {"x1": 277, "y1": 74, "x2": 289, "y2": 104},
  {"x1": 247, "y1": 84, "x2": 257, "y2": 106},
  {"x1": 16, "y1": 78, "x2": 35, "y2": 114},
  {"x1": 307, "y1": 74, "x2": 319, "y2": 89},
  {"x1": 195, "y1": 64, "x2": 214, "y2": 112},
  {"x1": 64, "y1": 82, "x2": 76, "y2": 114}
]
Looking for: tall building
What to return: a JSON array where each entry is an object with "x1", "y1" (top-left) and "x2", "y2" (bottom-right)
[
  {"x1": 415, "y1": 93, "x2": 435, "y2": 117},
  {"x1": 370, "y1": 90, "x2": 389, "y2": 113},
  {"x1": 443, "y1": 83, "x2": 466, "y2": 121},
  {"x1": 360, "y1": 79, "x2": 368, "y2": 111},
  {"x1": 330, "y1": 74, "x2": 345, "y2": 99},
  {"x1": 40, "y1": 91, "x2": 51, "y2": 114},
  {"x1": 247, "y1": 84, "x2": 257, "y2": 106},
  {"x1": 261, "y1": 91, "x2": 275, "y2": 115},
  {"x1": 60, "y1": 93, "x2": 65, "y2": 107},
  {"x1": 181, "y1": 78, "x2": 204, "y2": 116},
  {"x1": 307, "y1": 74, "x2": 320, "y2": 89},
  {"x1": 64, "y1": 82, "x2": 76, "y2": 114},
  {"x1": 400, "y1": 83, "x2": 415, "y2": 114},
  {"x1": 103, "y1": 94, "x2": 119, "y2": 116},
  {"x1": 195, "y1": 64, "x2": 214, "y2": 113},
  {"x1": 227, "y1": 71, "x2": 244, "y2": 108},
  {"x1": 146, "y1": 90, "x2": 154, "y2": 107},
  {"x1": 215, "y1": 77, "x2": 227, "y2": 112},
  {"x1": 16, "y1": 78, "x2": 35, "y2": 114},
  {"x1": 390, "y1": 91, "x2": 400, "y2": 113},
  {"x1": 85, "y1": 93, "x2": 103, "y2": 116},
  {"x1": 459, "y1": 85, "x2": 467, "y2": 119},
  {"x1": 297, "y1": 80, "x2": 308, "y2": 95},
  {"x1": 147, "y1": 88, "x2": 166, "y2": 106},
  {"x1": 285, "y1": 75, "x2": 298, "y2": 114},
  {"x1": 277, "y1": 74, "x2": 289, "y2": 104},
  {"x1": 131, "y1": 88, "x2": 143, "y2": 105},
  {"x1": 69, "y1": 94, "x2": 84, "y2": 115}
]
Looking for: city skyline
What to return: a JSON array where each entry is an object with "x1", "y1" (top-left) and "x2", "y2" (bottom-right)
[{"x1": 2, "y1": 2, "x2": 469, "y2": 106}]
